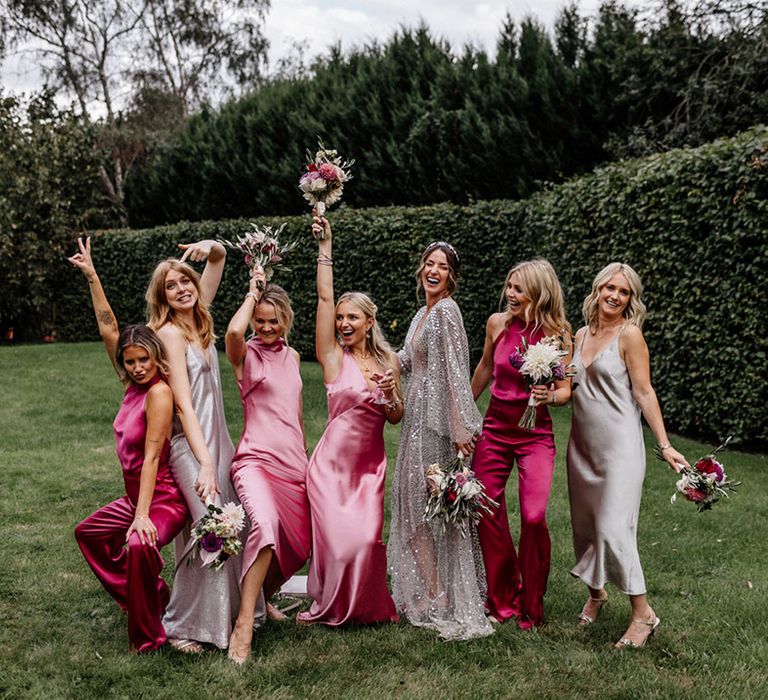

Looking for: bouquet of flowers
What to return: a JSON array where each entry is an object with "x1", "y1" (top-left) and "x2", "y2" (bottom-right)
[
  {"x1": 657, "y1": 436, "x2": 740, "y2": 512},
  {"x1": 298, "y1": 140, "x2": 354, "y2": 236},
  {"x1": 424, "y1": 455, "x2": 498, "y2": 537},
  {"x1": 190, "y1": 501, "x2": 246, "y2": 570},
  {"x1": 509, "y1": 335, "x2": 574, "y2": 431},
  {"x1": 219, "y1": 223, "x2": 297, "y2": 289}
]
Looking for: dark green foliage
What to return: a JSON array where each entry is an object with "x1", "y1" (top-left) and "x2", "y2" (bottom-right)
[
  {"x1": 58, "y1": 127, "x2": 768, "y2": 445},
  {"x1": 124, "y1": 3, "x2": 768, "y2": 227}
]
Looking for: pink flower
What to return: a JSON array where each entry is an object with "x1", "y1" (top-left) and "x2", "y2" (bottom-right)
[
  {"x1": 318, "y1": 162, "x2": 339, "y2": 181},
  {"x1": 695, "y1": 457, "x2": 724, "y2": 482},
  {"x1": 685, "y1": 487, "x2": 708, "y2": 502},
  {"x1": 455, "y1": 472, "x2": 468, "y2": 488}
]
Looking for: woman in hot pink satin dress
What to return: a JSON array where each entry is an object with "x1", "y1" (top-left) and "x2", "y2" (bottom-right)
[
  {"x1": 69, "y1": 237, "x2": 188, "y2": 652},
  {"x1": 225, "y1": 272, "x2": 311, "y2": 663},
  {"x1": 297, "y1": 213, "x2": 401, "y2": 626}
]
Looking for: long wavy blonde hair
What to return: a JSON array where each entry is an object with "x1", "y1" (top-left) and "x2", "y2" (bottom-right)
[
  {"x1": 255, "y1": 284, "x2": 294, "y2": 343},
  {"x1": 501, "y1": 259, "x2": 571, "y2": 335},
  {"x1": 337, "y1": 291, "x2": 401, "y2": 399},
  {"x1": 582, "y1": 262, "x2": 647, "y2": 331},
  {"x1": 145, "y1": 259, "x2": 216, "y2": 347}
]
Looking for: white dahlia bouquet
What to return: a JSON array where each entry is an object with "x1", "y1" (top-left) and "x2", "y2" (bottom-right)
[
  {"x1": 509, "y1": 335, "x2": 574, "y2": 431},
  {"x1": 190, "y1": 501, "x2": 246, "y2": 570},
  {"x1": 298, "y1": 140, "x2": 354, "y2": 237},
  {"x1": 219, "y1": 223, "x2": 297, "y2": 290},
  {"x1": 424, "y1": 455, "x2": 498, "y2": 537}
]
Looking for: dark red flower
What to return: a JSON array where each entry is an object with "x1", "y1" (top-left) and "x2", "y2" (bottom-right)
[
  {"x1": 685, "y1": 487, "x2": 708, "y2": 503},
  {"x1": 308, "y1": 163, "x2": 318, "y2": 172},
  {"x1": 695, "y1": 457, "x2": 724, "y2": 482}
]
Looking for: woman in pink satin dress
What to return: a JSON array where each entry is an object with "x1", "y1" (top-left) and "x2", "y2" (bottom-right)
[
  {"x1": 69, "y1": 237, "x2": 188, "y2": 652},
  {"x1": 296, "y1": 213, "x2": 401, "y2": 626},
  {"x1": 225, "y1": 270, "x2": 311, "y2": 663}
]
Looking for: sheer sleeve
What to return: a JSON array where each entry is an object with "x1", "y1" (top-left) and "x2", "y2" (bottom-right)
[{"x1": 425, "y1": 299, "x2": 482, "y2": 444}]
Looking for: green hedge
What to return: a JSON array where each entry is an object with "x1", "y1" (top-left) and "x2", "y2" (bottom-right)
[{"x1": 56, "y1": 126, "x2": 768, "y2": 445}]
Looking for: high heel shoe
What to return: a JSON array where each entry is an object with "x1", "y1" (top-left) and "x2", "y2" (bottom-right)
[
  {"x1": 614, "y1": 613, "x2": 661, "y2": 648},
  {"x1": 577, "y1": 590, "x2": 608, "y2": 625}
]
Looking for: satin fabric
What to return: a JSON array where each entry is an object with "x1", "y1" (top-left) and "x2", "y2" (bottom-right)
[
  {"x1": 162, "y1": 345, "x2": 263, "y2": 649},
  {"x1": 75, "y1": 375, "x2": 188, "y2": 652},
  {"x1": 230, "y1": 338, "x2": 311, "y2": 586},
  {"x1": 472, "y1": 319, "x2": 556, "y2": 628},
  {"x1": 298, "y1": 351, "x2": 397, "y2": 626},
  {"x1": 567, "y1": 331, "x2": 646, "y2": 595}
]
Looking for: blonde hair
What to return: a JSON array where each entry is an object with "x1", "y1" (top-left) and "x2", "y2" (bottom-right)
[
  {"x1": 415, "y1": 242, "x2": 460, "y2": 301},
  {"x1": 254, "y1": 284, "x2": 295, "y2": 343},
  {"x1": 145, "y1": 259, "x2": 216, "y2": 347},
  {"x1": 583, "y1": 262, "x2": 647, "y2": 331},
  {"x1": 337, "y1": 291, "x2": 401, "y2": 399},
  {"x1": 501, "y1": 259, "x2": 571, "y2": 335},
  {"x1": 115, "y1": 324, "x2": 169, "y2": 383}
]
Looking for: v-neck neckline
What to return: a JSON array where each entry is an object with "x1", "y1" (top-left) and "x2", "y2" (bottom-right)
[{"x1": 579, "y1": 329, "x2": 620, "y2": 370}]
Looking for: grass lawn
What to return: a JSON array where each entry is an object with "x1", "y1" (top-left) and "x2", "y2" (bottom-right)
[{"x1": 1, "y1": 342, "x2": 766, "y2": 699}]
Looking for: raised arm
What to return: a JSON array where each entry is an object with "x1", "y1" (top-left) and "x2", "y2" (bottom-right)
[
  {"x1": 314, "y1": 214, "x2": 342, "y2": 382},
  {"x1": 226, "y1": 268, "x2": 266, "y2": 380},
  {"x1": 471, "y1": 314, "x2": 500, "y2": 400},
  {"x1": 178, "y1": 239, "x2": 227, "y2": 308},
  {"x1": 158, "y1": 324, "x2": 219, "y2": 501},
  {"x1": 67, "y1": 236, "x2": 120, "y2": 378},
  {"x1": 125, "y1": 381, "x2": 175, "y2": 546},
  {"x1": 622, "y1": 325, "x2": 689, "y2": 472}
]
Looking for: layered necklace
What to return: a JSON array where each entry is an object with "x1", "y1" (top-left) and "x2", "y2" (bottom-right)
[{"x1": 350, "y1": 348, "x2": 377, "y2": 376}]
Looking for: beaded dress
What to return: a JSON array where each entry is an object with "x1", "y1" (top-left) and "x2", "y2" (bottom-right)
[{"x1": 387, "y1": 297, "x2": 493, "y2": 640}]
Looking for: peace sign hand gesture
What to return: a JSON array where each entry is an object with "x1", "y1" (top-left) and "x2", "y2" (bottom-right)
[{"x1": 67, "y1": 236, "x2": 97, "y2": 282}]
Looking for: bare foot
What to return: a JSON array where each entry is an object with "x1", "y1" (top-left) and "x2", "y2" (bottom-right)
[
  {"x1": 227, "y1": 623, "x2": 252, "y2": 665},
  {"x1": 614, "y1": 609, "x2": 660, "y2": 648},
  {"x1": 266, "y1": 602, "x2": 287, "y2": 622}
]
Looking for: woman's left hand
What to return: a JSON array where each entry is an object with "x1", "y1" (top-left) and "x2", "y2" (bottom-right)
[
  {"x1": 531, "y1": 384, "x2": 550, "y2": 406},
  {"x1": 178, "y1": 239, "x2": 222, "y2": 263},
  {"x1": 373, "y1": 369, "x2": 395, "y2": 401},
  {"x1": 660, "y1": 446, "x2": 689, "y2": 473},
  {"x1": 126, "y1": 515, "x2": 158, "y2": 547}
]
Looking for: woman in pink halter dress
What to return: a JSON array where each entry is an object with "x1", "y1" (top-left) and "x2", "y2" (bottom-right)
[
  {"x1": 296, "y1": 213, "x2": 401, "y2": 626},
  {"x1": 225, "y1": 272, "x2": 311, "y2": 663},
  {"x1": 69, "y1": 237, "x2": 188, "y2": 652}
]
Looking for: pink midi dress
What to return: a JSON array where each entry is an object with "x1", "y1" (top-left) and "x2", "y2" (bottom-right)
[
  {"x1": 230, "y1": 338, "x2": 311, "y2": 586},
  {"x1": 297, "y1": 350, "x2": 398, "y2": 626}
]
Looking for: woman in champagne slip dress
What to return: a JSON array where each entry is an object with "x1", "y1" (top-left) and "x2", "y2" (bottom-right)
[
  {"x1": 567, "y1": 262, "x2": 688, "y2": 648},
  {"x1": 226, "y1": 272, "x2": 311, "y2": 663},
  {"x1": 297, "y1": 213, "x2": 401, "y2": 626},
  {"x1": 69, "y1": 237, "x2": 188, "y2": 652}
]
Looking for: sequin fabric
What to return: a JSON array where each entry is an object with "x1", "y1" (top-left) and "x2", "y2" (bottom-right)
[{"x1": 387, "y1": 297, "x2": 494, "y2": 640}]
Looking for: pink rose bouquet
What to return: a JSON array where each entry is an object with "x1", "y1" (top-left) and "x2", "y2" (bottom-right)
[
  {"x1": 424, "y1": 454, "x2": 498, "y2": 537},
  {"x1": 298, "y1": 141, "x2": 354, "y2": 237},
  {"x1": 657, "y1": 436, "x2": 740, "y2": 512}
]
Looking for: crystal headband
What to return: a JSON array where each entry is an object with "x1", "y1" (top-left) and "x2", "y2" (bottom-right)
[{"x1": 425, "y1": 240, "x2": 459, "y2": 260}]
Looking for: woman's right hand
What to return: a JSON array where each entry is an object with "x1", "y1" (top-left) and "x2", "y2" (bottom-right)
[
  {"x1": 249, "y1": 267, "x2": 266, "y2": 295},
  {"x1": 312, "y1": 212, "x2": 331, "y2": 241},
  {"x1": 67, "y1": 236, "x2": 97, "y2": 282},
  {"x1": 195, "y1": 465, "x2": 219, "y2": 502}
]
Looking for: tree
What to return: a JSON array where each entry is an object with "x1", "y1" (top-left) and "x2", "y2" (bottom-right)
[{"x1": 0, "y1": 0, "x2": 271, "y2": 222}]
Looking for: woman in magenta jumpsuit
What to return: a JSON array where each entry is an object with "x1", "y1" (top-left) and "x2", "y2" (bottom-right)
[
  {"x1": 470, "y1": 259, "x2": 572, "y2": 629},
  {"x1": 225, "y1": 270, "x2": 311, "y2": 663},
  {"x1": 69, "y1": 237, "x2": 188, "y2": 652},
  {"x1": 296, "y1": 213, "x2": 401, "y2": 626}
]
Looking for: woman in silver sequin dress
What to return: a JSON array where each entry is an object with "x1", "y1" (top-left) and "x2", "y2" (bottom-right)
[
  {"x1": 567, "y1": 262, "x2": 688, "y2": 648},
  {"x1": 387, "y1": 242, "x2": 493, "y2": 640},
  {"x1": 146, "y1": 241, "x2": 262, "y2": 651}
]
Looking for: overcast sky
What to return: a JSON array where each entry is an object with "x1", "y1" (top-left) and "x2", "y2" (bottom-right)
[{"x1": 2, "y1": 0, "x2": 649, "y2": 97}]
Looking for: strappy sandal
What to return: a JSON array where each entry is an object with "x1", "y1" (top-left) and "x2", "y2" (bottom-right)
[
  {"x1": 577, "y1": 590, "x2": 608, "y2": 625},
  {"x1": 168, "y1": 638, "x2": 204, "y2": 654},
  {"x1": 614, "y1": 614, "x2": 661, "y2": 648}
]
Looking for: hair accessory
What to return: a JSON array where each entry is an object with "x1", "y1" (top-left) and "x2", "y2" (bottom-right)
[{"x1": 425, "y1": 240, "x2": 459, "y2": 260}]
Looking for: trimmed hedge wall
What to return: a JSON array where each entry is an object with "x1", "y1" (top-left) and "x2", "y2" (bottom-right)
[{"x1": 56, "y1": 126, "x2": 768, "y2": 445}]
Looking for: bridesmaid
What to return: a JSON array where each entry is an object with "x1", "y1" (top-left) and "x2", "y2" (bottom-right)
[
  {"x1": 567, "y1": 262, "x2": 688, "y2": 648},
  {"x1": 69, "y1": 237, "x2": 188, "y2": 652},
  {"x1": 146, "y1": 241, "x2": 260, "y2": 652},
  {"x1": 387, "y1": 241, "x2": 493, "y2": 641},
  {"x1": 470, "y1": 259, "x2": 572, "y2": 629},
  {"x1": 225, "y1": 269, "x2": 311, "y2": 664},
  {"x1": 296, "y1": 213, "x2": 400, "y2": 626}
]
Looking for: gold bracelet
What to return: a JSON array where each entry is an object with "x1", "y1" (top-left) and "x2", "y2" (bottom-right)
[
  {"x1": 317, "y1": 259, "x2": 334, "y2": 266},
  {"x1": 657, "y1": 442, "x2": 672, "y2": 451}
]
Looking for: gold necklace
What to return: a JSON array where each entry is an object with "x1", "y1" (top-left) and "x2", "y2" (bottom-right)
[{"x1": 350, "y1": 348, "x2": 376, "y2": 375}]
